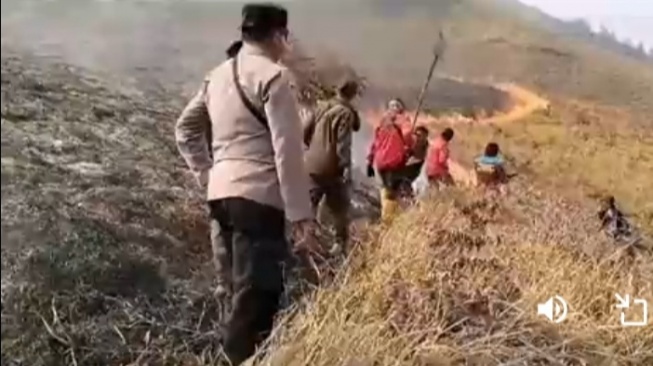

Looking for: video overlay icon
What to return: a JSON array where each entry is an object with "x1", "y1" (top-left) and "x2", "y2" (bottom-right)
[{"x1": 537, "y1": 295, "x2": 569, "y2": 323}]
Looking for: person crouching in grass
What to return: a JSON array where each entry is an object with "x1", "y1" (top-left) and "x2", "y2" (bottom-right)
[{"x1": 474, "y1": 142, "x2": 509, "y2": 195}]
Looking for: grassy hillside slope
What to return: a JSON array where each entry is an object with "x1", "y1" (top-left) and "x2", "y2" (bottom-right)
[
  {"x1": 260, "y1": 185, "x2": 652, "y2": 365},
  {"x1": 2, "y1": 1, "x2": 652, "y2": 365},
  {"x1": 0, "y1": 52, "x2": 223, "y2": 365},
  {"x1": 326, "y1": 0, "x2": 653, "y2": 115},
  {"x1": 438, "y1": 103, "x2": 653, "y2": 233},
  {"x1": 0, "y1": 51, "x2": 378, "y2": 365},
  {"x1": 258, "y1": 3, "x2": 653, "y2": 364}
]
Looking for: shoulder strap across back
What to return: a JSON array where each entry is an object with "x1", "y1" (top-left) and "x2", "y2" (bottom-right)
[{"x1": 231, "y1": 57, "x2": 269, "y2": 130}]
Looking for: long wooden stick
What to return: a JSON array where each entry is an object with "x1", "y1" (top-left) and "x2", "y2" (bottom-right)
[{"x1": 411, "y1": 31, "x2": 446, "y2": 131}]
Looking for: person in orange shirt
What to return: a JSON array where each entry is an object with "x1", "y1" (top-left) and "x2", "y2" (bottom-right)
[{"x1": 426, "y1": 127, "x2": 455, "y2": 188}]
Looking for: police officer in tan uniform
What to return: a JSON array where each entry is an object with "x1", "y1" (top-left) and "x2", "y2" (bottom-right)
[{"x1": 175, "y1": 3, "x2": 317, "y2": 364}]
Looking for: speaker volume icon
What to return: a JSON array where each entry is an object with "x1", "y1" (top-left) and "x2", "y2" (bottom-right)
[{"x1": 537, "y1": 295, "x2": 569, "y2": 323}]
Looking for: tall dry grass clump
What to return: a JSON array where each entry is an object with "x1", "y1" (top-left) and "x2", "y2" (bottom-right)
[{"x1": 258, "y1": 183, "x2": 652, "y2": 365}]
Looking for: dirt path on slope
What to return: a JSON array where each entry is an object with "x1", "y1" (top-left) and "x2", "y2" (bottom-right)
[
  {"x1": 362, "y1": 82, "x2": 549, "y2": 127},
  {"x1": 450, "y1": 83, "x2": 549, "y2": 185},
  {"x1": 481, "y1": 83, "x2": 550, "y2": 124}
]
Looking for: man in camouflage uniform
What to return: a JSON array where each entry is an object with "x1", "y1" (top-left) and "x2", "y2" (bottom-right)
[{"x1": 303, "y1": 79, "x2": 360, "y2": 254}]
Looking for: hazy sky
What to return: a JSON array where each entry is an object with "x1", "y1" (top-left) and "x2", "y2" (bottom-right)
[{"x1": 520, "y1": 0, "x2": 653, "y2": 48}]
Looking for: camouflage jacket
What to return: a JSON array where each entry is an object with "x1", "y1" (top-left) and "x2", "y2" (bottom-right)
[{"x1": 303, "y1": 97, "x2": 360, "y2": 182}]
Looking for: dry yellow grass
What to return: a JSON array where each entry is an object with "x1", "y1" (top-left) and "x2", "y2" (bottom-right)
[
  {"x1": 438, "y1": 103, "x2": 653, "y2": 235},
  {"x1": 364, "y1": 82, "x2": 651, "y2": 232},
  {"x1": 257, "y1": 186, "x2": 652, "y2": 365},
  {"x1": 254, "y1": 89, "x2": 653, "y2": 365}
]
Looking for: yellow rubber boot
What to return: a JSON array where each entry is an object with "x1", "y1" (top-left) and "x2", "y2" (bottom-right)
[{"x1": 380, "y1": 188, "x2": 400, "y2": 224}]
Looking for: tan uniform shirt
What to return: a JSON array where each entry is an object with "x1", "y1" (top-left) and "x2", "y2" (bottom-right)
[{"x1": 175, "y1": 43, "x2": 313, "y2": 222}]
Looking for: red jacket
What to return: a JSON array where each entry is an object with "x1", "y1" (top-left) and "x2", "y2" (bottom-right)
[
  {"x1": 367, "y1": 117, "x2": 410, "y2": 171},
  {"x1": 426, "y1": 137, "x2": 450, "y2": 178},
  {"x1": 395, "y1": 113, "x2": 414, "y2": 145}
]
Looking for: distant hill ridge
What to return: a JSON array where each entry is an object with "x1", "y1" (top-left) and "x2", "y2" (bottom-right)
[{"x1": 2, "y1": 0, "x2": 652, "y2": 116}]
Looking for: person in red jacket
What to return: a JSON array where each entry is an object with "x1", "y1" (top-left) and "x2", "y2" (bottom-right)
[
  {"x1": 386, "y1": 98, "x2": 415, "y2": 145},
  {"x1": 367, "y1": 100, "x2": 411, "y2": 222},
  {"x1": 383, "y1": 99, "x2": 430, "y2": 199},
  {"x1": 426, "y1": 127, "x2": 455, "y2": 188}
]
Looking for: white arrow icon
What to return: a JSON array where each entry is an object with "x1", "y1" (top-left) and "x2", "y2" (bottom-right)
[{"x1": 615, "y1": 293, "x2": 648, "y2": 327}]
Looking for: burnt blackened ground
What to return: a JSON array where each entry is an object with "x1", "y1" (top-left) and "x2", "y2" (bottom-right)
[{"x1": 1, "y1": 51, "x2": 381, "y2": 365}]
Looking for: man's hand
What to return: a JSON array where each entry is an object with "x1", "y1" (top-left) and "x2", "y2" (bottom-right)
[
  {"x1": 342, "y1": 167, "x2": 352, "y2": 186},
  {"x1": 193, "y1": 170, "x2": 209, "y2": 189},
  {"x1": 384, "y1": 109, "x2": 399, "y2": 122},
  {"x1": 291, "y1": 219, "x2": 323, "y2": 255},
  {"x1": 367, "y1": 164, "x2": 375, "y2": 178}
]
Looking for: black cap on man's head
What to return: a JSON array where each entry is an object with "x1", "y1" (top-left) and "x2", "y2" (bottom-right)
[
  {"x1": 337, "y1": 79, "x2": 359, "y2": 100},
  {"x1": 241, "y1": 3, "x2": 288, "y2": 39}
]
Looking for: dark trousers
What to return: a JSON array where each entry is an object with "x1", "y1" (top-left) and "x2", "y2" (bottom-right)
[
  {"x1": 208, "y1": 197, "x2": 288, "y2": 366},
  {"x1": 309, "y1": 175, "x2": 349, "y2": 250},
  {"x1": 210, "y1": 217, "x2": 231, "y2": 290},
  {"x1": 378, "y1": 169, "x2": 405, "y2": 200},
  {"x1": 397, "y1": 162, "x2": 423, "y2": 197},
  {"x1": 401, "y1": 162, "x2": 423, "y2": 183}
]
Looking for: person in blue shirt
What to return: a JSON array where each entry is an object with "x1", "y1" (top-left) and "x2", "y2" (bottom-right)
[{"x1": 474, "y1": 142, "x2": 508, "y2": 189}]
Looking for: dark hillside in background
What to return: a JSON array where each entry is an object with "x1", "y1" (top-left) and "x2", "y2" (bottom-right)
[{"x1": 2, "y1": 0, "x2": 651, "y2": 115}]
